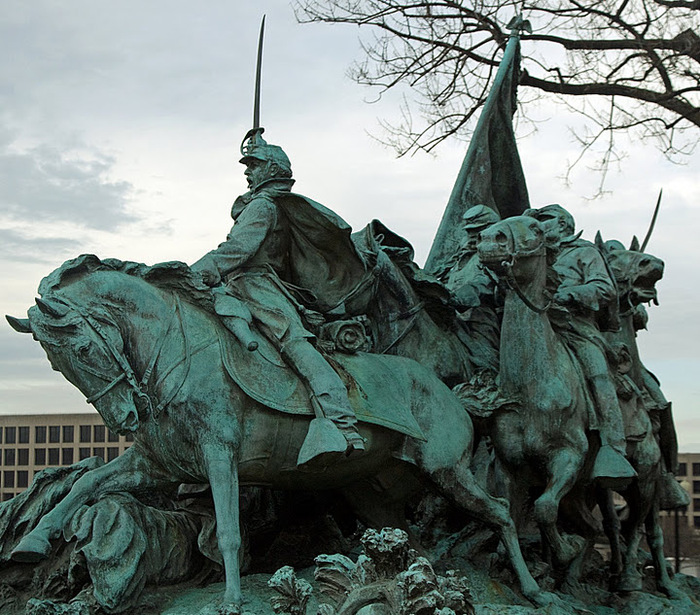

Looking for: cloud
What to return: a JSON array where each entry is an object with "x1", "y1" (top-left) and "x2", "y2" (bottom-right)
[
  {"x1": 0, "y1": 229, "x2": 80, "y2": 264},
  {"x1": 0, "y1": 139, "x2": 135, "y2": 230}
]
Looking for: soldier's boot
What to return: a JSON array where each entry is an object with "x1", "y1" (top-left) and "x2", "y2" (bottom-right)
[
  {"x1": 282, "y1": 340, "x2": 365, "y2": 469},
  {"x1": 590, "y1": 374, "x2": 637, "y2": 489},
  {"x1": 658, "y1": 470, "x2": 691, "y2": 510}
]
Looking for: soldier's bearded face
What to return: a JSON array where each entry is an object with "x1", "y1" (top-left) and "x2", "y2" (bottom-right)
[{"x1": 244, "y1": 159, "x2": 272, "y2": 189}]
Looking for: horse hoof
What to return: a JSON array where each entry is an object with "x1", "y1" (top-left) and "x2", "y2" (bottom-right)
[
  {"x1": 11, "y1": 533, "x2": 52, "y2": 563},
  {"x1": 528, "y1": 590, "x2": 564, "y2": 609},
  {"x1": 556, "y1": 533, "x2": 585, "y2": 566}
]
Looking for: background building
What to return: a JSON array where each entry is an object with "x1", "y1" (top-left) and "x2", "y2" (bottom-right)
[
  {"x1": 676, "y1": 452, "x2": 700, "y2": 528},
  {"x1": 0, "y1": 413, "x2": 133, "y2": 501}
]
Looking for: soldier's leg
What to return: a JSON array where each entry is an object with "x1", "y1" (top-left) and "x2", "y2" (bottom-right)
[
  {"x1": 574, "y1": 343, "x2": 636, "y2": 486},
  {"x1": 281, "y1": 338, "x2": 365, "y2": 451}
]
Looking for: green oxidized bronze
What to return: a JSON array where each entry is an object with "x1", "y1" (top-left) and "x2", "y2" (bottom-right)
[{"x1": 2, "y1": 15, "x2": 696, "y2": 615}]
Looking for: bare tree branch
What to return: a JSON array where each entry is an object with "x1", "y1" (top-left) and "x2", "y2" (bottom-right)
[{"x1": 293, "y1": 0, "x2": 700, "y2": 181}]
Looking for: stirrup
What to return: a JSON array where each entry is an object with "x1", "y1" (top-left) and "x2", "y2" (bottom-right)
[{"x1": 297, "y1": 418, "x2": 347, "y2": 470}]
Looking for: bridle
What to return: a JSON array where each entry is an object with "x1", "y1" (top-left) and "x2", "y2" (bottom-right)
[
  {"x1": 483, "y1": 223, "x2": 552, "y2": 315},
  {"x1": 60, "y1": 295, "x2": 212, "y2": 418}
]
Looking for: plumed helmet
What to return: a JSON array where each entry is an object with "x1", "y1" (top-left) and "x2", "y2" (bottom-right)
[
  {"x1": 239, "y1": 128, "x2": 292, "y2": 176},
  {"x1": 462, "y1": 204, "x2": 500, "y2": 230}
]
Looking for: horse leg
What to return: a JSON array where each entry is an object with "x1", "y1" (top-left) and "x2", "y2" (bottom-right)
[
  {"x1": 12, "y1": 448, "x2": 163, "y2": 562},
  {"x1": 431, "y1": 455, "x2": 556, "y2": 607},
  {"x1": 597, "y1": 487, "x2": 623, "y2": 580},
  {"x1": 203, "y1": 443, "x2": 242, "y2": 615},
  {"x1": 645, "y1": 494, "x2": 682, "y2": 598},
  {"x1": 533, "y1": 448, "x2": 585, "y2": 567}
]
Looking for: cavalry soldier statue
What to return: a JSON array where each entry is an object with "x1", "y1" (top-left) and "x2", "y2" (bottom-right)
[
  {"x1": 192, "y1": 130, "x2": 367, "y2": 469},
  {"x1": 439, "y1": 204, "x2": 502, "y2": 375},
  {"x1": 526, "y1": 204, "x2": 637, "y2": 488}
]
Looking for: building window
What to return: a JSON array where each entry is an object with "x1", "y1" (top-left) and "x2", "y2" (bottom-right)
[
  {"x1": 79, "y1": 448, "x2": 91, "y2": 461},
  {"x1": 35, "y1": 426, "x2": 47, "y2": 444},
  {"x1": 48, "y1": 448, "x2": 59, "y2": 465},
  {"x1": 80, "y1": 425, "x2": 91, "y2": 443},
  {"x1": 4, "y1": 449, "x2": 15, "y2": 466},
  {"x1": 49, "y1": 426, "x2": 60, "y2": 443},
  {"x1": 694, "y1": 480, "x2": 700, "y2": 495},
  {"x1": 35, "y1": 449, "x2": 46, "y2": 466},
  {"x1": 695, "y1": 516, "x2": 700, "y2": 529},
  {"x1": 107, "y1": 447, "x2": 119, "y2": 462},
  {"x1": 678, "y1": 462, "x2": 687, "y2": 476},
  {"x1": 694, "y1": 498, "x2": 700, "y2": 510},
  {"x1": 17, "y1": 471, "x2": 28, "y2": 489},
  {"x1": 63, "y1": 426, "x2": 74, "y2": 443},
  {"x1": 18, "y1": 427, "x2": 29, "y2": 444},
  {"x1": 108, "y1": 429, "x2": 119, "y2": 443},
  {"x1": 126, "y1": 432, "x2": 135, "y2": 442},
  {"x1": 94, "y1": 425, "x2": 105, "y2": 443},
  {"x1": 62, "y1": 449, "x2": 74, "y2": 466},
  {"x1": 5, "y1": 427, "x2": 16, "y2": 444},
  {"x1": 17, "y1": 449, "x2": 29, "y2": 466},
  {"x1": 3, "y1": 471, "x2": 14, "y2": 488},
  {"x1": 2, "y1": 493, "x2": 13, "y2": 501},
  {"x1": 92, "y1": 447, "x2": 105, "y2": 461},
  {"x1": 693, "y1": 463, "x2": 700, "y2": 476}
]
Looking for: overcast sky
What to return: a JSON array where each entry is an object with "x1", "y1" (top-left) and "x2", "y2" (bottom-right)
[{"x1": 1, "y1": 1, "x2": 699, "y2": 450}]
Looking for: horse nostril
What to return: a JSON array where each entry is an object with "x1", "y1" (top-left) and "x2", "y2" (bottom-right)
[{"x1": 123, "y1": 409, "x2": 139, "y2": 432}]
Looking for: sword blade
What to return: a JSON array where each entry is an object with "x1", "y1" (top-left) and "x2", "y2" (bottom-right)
[
  {"x1": 640, "y1": 188, "x2": 663, "y2": 252},
  {"x1": 253, "y1": 15, "x2": 266, "y2": 130}
]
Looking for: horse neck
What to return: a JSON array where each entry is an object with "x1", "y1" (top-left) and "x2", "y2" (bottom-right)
[
  {"x1": 498, "y1": 255, "x2": 563, "y2": 393},
  {"x1": 610, "y1": 313, "x2": 646, "y2": 385},
  {"x1": 70, "y1": 271, "x2": 173, "y2": 369}
]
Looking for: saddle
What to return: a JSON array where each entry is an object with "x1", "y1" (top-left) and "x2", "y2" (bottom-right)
[{"x1": 218, "y1": 323, "x2": 426, "y2": 442}]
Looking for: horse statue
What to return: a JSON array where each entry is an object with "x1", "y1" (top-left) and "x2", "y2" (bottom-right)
[
  {"x1": 6, "y1": 254, "x2": 556, "y2": 614},
  {"x1": 598, "y1": 237, "x2": 681, "y2": 596},
  {"x1": 475, "y1": 215, "x2": 598, "y2": 573}
]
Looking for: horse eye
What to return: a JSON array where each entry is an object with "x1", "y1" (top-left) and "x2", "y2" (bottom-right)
[{"x1": 496, "y1": 232, "x2": 508, "y2": 244}]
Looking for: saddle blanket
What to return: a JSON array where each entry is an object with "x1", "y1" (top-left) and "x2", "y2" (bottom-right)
[{"x1": 220, "y1": 332, "x2": 426, "y2": 441}]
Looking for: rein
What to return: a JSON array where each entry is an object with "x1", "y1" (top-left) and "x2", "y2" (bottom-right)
[
  {"x1": 379, "y1": 301, "x2": 424, "y2": 354},
  {"x1": 483, "y1": 224, "x2": 552, "y2": 315},
  {"x1": 502, "y1": 257, "x2": 552, "y2": 315},
  {"x1": 66, "y1": 295, "x2": 215, "y2": 417}
]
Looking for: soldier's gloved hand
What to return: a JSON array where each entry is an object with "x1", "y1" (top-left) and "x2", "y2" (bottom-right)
[
  {"x1": 300, "y1": 307, "x2": 325, "y2": 328},
  {"x1": 200, "y1": 269, "x2": 221, "y2": 287},
  {"x1": 553, "y1": 289, "x2": 573, "y2": 306}
]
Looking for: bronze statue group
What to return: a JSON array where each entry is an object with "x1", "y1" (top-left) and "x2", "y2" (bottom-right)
[{"x1": 2, "y1": 128, "x2": 691, "y2": 614}]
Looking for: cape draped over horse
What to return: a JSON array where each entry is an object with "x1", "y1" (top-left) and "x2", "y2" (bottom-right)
[{"x1": 7, "y1": 255, "x2": 554, "y2": 614}]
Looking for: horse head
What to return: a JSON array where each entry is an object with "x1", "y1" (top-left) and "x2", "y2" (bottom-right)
[
  {"x1": 477, "y1": 216, "x2": 550, "y2": 286},
  {"x1": 597, "y1": 235, "x2": 664, "y2": 309},
  {"x1": 9, "y1": 293, "x2": 143, "y2": 436}
]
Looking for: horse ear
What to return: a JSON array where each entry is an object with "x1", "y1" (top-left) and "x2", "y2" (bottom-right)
[
  {"x1": 35, "y1": 297, "x2": 70, "y2": 318},
  {"x1": 6, "y1": 315, "x2": 32, "y2": 333},
  {"x1": 630, "y1": 236, "x2": 641, "y2": 251},
  {"x1": 595, "y1": 231, "x2": 606, "y2": 253}
]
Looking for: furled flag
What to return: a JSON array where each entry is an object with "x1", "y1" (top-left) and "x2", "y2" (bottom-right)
[{"x1": 425, "y1": 16, "x2": 531, "y2": 274}]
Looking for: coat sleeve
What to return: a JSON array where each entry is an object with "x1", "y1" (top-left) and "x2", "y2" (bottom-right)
[
  {"x1": 562, "y1": 246, "x2": 616, "y2": 312},
  {"x1": 191, "y1": 196, "x2": 277, "y2": 280}
]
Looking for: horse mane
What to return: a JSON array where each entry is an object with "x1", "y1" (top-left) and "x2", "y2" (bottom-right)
[{"x1": 38, "y1": 254, "x2": 215, "y2": 312}]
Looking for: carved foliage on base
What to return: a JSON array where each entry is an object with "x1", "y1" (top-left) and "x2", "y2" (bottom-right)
[{"x1": 268, "y1": 528, "x2": 475, "y2": 615}]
